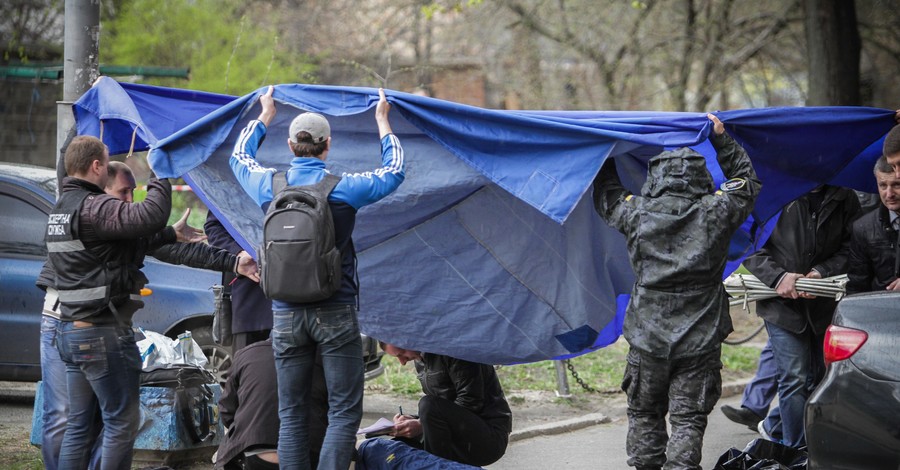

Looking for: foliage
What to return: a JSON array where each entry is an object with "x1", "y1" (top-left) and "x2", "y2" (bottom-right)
[
  {"x1": 422, "y1": 0, "x2": 484, "y2": 19},
  {"x1": 0, "y1": 0, "x2": 64, "y2": 62},
  {"x1": 133, "y1": 184, "x2": 208, "y2": 228},
  {"x1": 101, "y1": 0, "x2": 317, "y2": 95},
  {"x1": 366, "y1": 340, "x2": 761, "y2": 399}
]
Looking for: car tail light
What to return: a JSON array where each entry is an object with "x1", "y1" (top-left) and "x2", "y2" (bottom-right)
[{"x1": 823, "y1": 325, "x2": 868, "y2": 366}]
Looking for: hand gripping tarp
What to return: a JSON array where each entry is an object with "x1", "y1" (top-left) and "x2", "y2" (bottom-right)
[{"x1": 74, "y1": 77, "x2": 896, "y2": 364}]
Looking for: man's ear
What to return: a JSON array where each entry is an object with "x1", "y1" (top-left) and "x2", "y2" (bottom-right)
[{"x1": 92, "y1": 159, "x2": 104, "y2": 175}]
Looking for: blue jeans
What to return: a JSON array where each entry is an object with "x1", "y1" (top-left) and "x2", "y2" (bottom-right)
[
  {"x1": 40, "y1": 291, "x2": 103, "y2": 470},
  {"x1": 272, "y1": 305, "x2": 364, "y2": 470},
  {"x1": 56, "y1": 322, "x2": 141, "y2": 470},
  {"x1": 41, "y1": 315, "x2": 71, "y2": 470},
  {"x1": 764, "y1": 321, "x2": 825, "y2": 448},
  {"x1": 741, "y1": 339, "x2": 777, "y2": 418}
]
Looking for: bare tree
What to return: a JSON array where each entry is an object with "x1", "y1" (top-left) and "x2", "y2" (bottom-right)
[
  {"x1": 0, "y1": 0, "x2": 64, "y2": 62},
  {"x1": 804, "y1": 0, "x2": 861, "y2": 105},
  {"x1": 497, "y1": 0, "x2": 803, "y2": 111}
]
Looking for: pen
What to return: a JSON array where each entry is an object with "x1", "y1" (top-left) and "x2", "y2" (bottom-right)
[{"x1": 399, "y1": 406, "x2": 403, "y2": 416}]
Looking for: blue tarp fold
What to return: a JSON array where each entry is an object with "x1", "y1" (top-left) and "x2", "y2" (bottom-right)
[{"x1": 73, "y1": 78, "x2": 896, "y2": 364}]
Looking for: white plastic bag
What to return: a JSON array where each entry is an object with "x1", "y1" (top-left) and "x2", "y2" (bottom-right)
[{"x1": 137, "y1": 328, "x2": 208, "y2": 371}]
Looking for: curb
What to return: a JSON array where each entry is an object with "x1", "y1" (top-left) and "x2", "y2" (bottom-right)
[
  {"x1": 508, "y1": 377, "x2": 752, "y2": 442},
  {"x1": 510, "y1": 412, "x2": 610, "y2": 442},
  {"x1": 721, "y1": 378, "x2": 751, "y2": 399}
]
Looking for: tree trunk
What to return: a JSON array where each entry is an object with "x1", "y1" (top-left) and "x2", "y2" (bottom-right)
[{"x1": 804, "y1": 0, "x2": 860, "y2": 105}]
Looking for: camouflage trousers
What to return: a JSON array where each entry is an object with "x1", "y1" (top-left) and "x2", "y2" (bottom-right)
[{"x1": 623, "y1": 346, "x2": 722, "y2": 470}]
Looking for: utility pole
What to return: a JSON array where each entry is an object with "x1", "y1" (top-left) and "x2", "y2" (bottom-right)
[{"x1": 56, "y1": 0, "x2": 100, "y2": 190}]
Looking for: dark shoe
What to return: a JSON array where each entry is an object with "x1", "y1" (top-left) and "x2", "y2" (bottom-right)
[{"x1": 721, "y1": 404, "x2": 763, "y2": 431}]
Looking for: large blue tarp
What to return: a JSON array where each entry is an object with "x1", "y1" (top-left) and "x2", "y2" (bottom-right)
[{"x1": 74, "y1": 77, "x2": 896, "y2": 364}]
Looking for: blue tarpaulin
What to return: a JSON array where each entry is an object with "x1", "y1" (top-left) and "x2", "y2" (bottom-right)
[{"x1": 74, "y1": 77, "x2": 896, "y2": 364}]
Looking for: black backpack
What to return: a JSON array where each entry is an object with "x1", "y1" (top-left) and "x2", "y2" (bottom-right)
[
  {"x1": 140, "y1": 365, "x2": 217, "y2": 443},
  {"x1": 259, "y1": 171, "x2": 343, "y2": 303}
]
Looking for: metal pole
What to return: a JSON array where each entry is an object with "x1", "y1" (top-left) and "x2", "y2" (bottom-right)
[
  {"x1": 554, "y1": 360, "x2": 572, "y2": 398},
  {"x1": 57, "y1": 0, "x2": 100, "y2": 190}
]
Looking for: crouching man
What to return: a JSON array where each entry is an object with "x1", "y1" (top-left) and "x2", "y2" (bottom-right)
[{"x1": 378, "y1": 343, "x2": 512, "y2": 467}]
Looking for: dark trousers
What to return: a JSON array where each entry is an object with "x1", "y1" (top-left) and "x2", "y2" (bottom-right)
[
  {"x1": 231, "y1": 329, "x2": 271, "y2": 354},
  {"x1": 623, "y1": 346, "x2": 723, "y2": 470},
  {"x1": 244, "y1": 454, "x2": 280, "y2": 470},
  {"x1": 416, "y1": 395, "x2": 508, "y2": 467}
]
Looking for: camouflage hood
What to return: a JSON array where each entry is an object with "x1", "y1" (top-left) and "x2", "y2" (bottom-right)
[{"x1": 641, "y1": 147, "x2": 714, "y2": 198}]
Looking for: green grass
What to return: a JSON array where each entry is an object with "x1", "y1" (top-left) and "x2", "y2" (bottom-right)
[{"x1": 366, "y1": 340, "x2": 760, "y2": 399}]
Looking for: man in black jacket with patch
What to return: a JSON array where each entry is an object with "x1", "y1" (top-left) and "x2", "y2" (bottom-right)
[
  {"x1": 743, "y1": 184, "x2": 860, "y2": 448},
  {"x1": 45, "y1": 140, "x2": 257, "y2": 470},
  {"x1": 380, "y1": 343, "x2": 512, "y2": 467},
  {"x1": 847, "y1": 155, "x2": 900, "y2": 294},
  {"x1": 46, "y1": 136, "x2": 179, "y2": 470}
]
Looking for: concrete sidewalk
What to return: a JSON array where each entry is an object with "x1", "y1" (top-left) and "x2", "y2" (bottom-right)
[
  {"x1": 362, "y1": 378, "x2": 751, "y2": 444},
  {"x1": 503, "y1": 378, "x2": 750, "y2": 442}
]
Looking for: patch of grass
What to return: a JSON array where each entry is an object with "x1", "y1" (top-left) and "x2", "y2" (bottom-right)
[
  {"x1": 0, "y1": 431, "x2": 43, "y2": 470},
  {"x1": 365, "y1": 340, "x2": 760, "y2": 399},
  {"x1": 365, "y1": 361, "x2": 423, "y2": 396}
]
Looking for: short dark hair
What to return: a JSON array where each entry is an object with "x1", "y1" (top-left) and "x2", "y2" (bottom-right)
[
  {"x1": 106, "y1": 161, "x2": 133, "y2": 188},
  {"x1": 885, "y1": 126, "x2": 900, "y2": 158},
  {"x1": 65, "y1": 136, "x2": 107, "y2": 176},
  {"x1": 874, "y1": 155, "x2": 893, "y2": 174},
  {"x1": 289, "y1": 131, "x2": 328, "y2": 157}
]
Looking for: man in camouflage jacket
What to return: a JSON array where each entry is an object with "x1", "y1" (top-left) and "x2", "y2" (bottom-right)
[{"x1": 593, "y1": 114, "x2": 761, "y2": 470}]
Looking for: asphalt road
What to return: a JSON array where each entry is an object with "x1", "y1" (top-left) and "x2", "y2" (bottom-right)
[
  {"x1": 487, "y1": 393, "x2": 760, "y2": 470},
  {"x1": 1, "y1": 381, "x2": 761, "y2": 469}
]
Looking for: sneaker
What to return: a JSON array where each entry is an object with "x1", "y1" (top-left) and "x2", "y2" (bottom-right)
[
  {"x1": 758, "y1": 419, "x2": 776, "y2": 442},
  {"x1": 721, "y1": 405, "x2": 763, "y2": 431}
]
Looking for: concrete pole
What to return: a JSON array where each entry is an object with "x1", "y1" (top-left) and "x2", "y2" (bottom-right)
[{"x1": 56, "y1": 0, "x2": 100, "y2": 191}]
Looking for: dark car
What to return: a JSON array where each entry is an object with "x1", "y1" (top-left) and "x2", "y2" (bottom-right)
[
  {"x1": 0, "y1": 162, "x2": 383, "y2": 383},
  {"x1": 805, "y1": 291, "x2": 900, "y2": 469}
]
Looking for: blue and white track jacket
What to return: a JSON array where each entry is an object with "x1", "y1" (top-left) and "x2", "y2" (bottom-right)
[{"x1": 230, "y1": 119, "x2": 405, "y2": 309}]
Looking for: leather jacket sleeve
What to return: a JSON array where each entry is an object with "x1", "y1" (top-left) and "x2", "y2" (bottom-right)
[
  {"x1": 446, "y1": 356, "x2": 488, "y2": 414},
  {"x1": 149, "y1": 241, "x2": 237, "y2": 273},
  {"x1": 88, "y1": 178, "x2": 172, "y2": 240},
  {"x1": 846, "y1": 228, "x2": 872, "y2": 294},
  {"x1": 810, "y1": 193, "x2": 860, "y2": 278}
]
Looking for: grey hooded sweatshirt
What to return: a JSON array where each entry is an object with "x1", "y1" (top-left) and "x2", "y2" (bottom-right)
[{"x1": 592, "y1": 132, "x2": 761, "y2": 359}]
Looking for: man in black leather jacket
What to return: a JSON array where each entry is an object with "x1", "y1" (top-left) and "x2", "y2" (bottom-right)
[
  {"x1": 380, "y1": 342, "x2": 512, "y2": 467},
  {"x1": 38, "y1": 158, "x2": 258, "y2": 470},
  {"x1": 847, "y1": 155, "x2": 900, "y2": 294},
  {"x1": 743, "y1": 184, "x2": 860, "y2": 448}
]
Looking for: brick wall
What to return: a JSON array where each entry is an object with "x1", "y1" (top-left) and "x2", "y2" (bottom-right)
[{"x1": 0, "y1": 80, "x2": 61, "y2": 168}]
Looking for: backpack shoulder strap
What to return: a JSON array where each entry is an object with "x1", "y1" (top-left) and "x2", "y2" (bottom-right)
[
  {"x1": 272, "y1": 171, "x2": 288, "y2": 196},
  {"x1": 317, "y1": 173, "x2": 342, "y2": 196}
]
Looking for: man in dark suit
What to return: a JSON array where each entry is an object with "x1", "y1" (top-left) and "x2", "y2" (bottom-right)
[{"x1": 205, "y1": 212, "x2": 272, "y2": 351}]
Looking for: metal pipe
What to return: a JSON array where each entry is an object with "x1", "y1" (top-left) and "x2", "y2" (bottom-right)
[{"x1": 554, "y1": 360, "x2": 571, "y2": 398}]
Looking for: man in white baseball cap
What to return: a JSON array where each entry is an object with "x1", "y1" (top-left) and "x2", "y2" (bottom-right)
[{"x1": 230, "y1": 86, "x2": 405, "y2": 470}]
